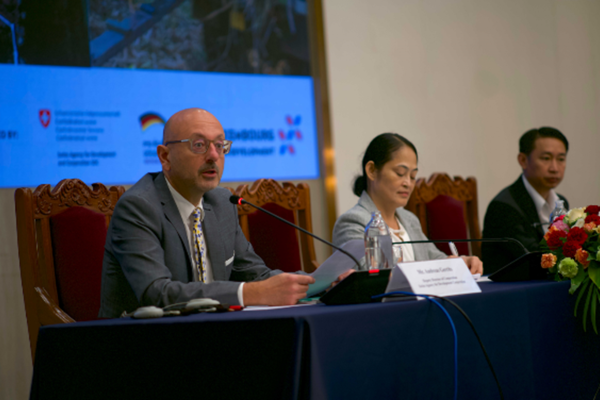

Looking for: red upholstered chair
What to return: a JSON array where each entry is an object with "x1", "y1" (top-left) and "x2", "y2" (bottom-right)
[
  {"x1": 15, "y1": 179, "x2": 125, "y2": 360},
  {"x1": 230, "y1": 179, "x2": 318, "y2": 273},
  {"x1": 405, "y1": 173, "x2": 482, "y2": 258}
]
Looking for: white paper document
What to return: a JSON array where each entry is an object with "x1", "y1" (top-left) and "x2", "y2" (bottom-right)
[
  {"x1": 305, "y1": 239, "x2": 364, "y2": 297},
  {"x1": 395, "y1": 258, "x2": 481, "y2": 299}
]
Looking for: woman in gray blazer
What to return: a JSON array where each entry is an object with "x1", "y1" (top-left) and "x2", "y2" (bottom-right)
[{"x1": 332, "y1": 133, "x2": 483, "y2": 274}]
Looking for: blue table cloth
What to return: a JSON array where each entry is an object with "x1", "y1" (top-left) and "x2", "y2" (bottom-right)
[{"x1": 30, "y1": 280, "x2": 600, "y2": 399}]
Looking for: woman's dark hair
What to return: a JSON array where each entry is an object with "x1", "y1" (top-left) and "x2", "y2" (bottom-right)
[{"x1": 352, "y1": 133, "x2": 418, "y2": 196}]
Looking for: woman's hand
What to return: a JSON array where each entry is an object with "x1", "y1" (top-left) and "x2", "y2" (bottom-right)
[{"x1": 461, "y1": 256, "x2": 483, "y2": 275}]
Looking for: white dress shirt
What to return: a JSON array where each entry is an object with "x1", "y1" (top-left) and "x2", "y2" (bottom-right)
[
  {"x1": 165, "y1": 179, "x2": 245, "y2": 305},
  {"x1": 388, "y1": 216, "x2": 415, "y2": 263},
  {"x1": 522, "y1": 174, "x2": 559, "y2": 227}
]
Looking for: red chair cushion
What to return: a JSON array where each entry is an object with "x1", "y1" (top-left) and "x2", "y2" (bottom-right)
[
  {"x1": 50, "y1": 207, "x2": 107, "y2": 321},
  {"x1": 246, "y1": 203, "x2": 302, "y2": 273},
  {"x1": 425, "y1": 195, "x2": 469, "y2": 256}
]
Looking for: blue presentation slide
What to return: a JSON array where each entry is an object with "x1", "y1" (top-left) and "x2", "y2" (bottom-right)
[{"x1": 0, "y1": 64, "x2": 319, "y2": 188}]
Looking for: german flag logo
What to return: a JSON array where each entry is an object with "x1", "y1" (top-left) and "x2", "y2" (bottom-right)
[{"x1": 139, "y1": 113, "x2": 165, "y2": 131}]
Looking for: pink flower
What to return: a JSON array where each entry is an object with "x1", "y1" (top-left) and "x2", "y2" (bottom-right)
[{"x1": 551, "y1": 220, "x2": 569, "y2": 232}]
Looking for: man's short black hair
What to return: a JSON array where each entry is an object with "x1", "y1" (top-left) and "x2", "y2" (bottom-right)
[{"x1": 519, "y1": 127, "x2": 569, "y2": 156}]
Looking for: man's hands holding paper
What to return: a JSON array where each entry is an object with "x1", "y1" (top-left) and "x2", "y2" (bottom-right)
[
  {"x1": 243, "y1": 273, "x2": 315, "y2": 306},
  {"x1": 243, "y1": 270, "x2": 354, "y2": 306}
]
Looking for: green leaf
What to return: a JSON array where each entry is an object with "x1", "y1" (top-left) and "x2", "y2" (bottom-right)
[
  {"x1": 583, "y1": 244, "x2": 596, "y2": 256},
  {"x1": 583, "y1": 285, "x2": 593, "y2": 332},
  {"x1": 570, "y1": 267, "x2": 587, "y2": 294},
  {"x1": 575, "y1": 278, "x2": 590, "y2": 317},
  {"x1": 592, "y1": 287, "x2": 598, "y2": 334},
  {"x1": 589, "y1": 262, "x2": 600, "y2": 287}
]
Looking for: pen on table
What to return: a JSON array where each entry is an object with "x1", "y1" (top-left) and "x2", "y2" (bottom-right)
[{"x1": 448, "y1": 241, "x2": 459, "y2": 257}]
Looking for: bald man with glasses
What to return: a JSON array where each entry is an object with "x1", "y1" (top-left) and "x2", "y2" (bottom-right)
[{"x1": 99, "y1": 108, "x2": 320, "y2": 318}]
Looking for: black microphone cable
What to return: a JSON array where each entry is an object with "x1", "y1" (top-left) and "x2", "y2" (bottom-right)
[
  {"x1": 374, "y1": 291, "x2": 505, "y2": 400},
  {"x1": 374, "y1": 291, "x2": 459, "y2": 400}
]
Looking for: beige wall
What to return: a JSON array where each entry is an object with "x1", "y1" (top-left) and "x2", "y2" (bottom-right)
[
  {"x1": 323, "y1": 0, "x2": 600, "y2": 219},
  {"x1": 0, "y1": 189, "x2": 31, "y2": 400},
  {"x1": 3, "y1": 1, "x2": 600, "y2": 398}
]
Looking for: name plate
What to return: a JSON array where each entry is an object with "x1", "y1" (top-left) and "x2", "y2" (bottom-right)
[{"x1": 392, "y1": 258, "x2": 481, "y2": 299}]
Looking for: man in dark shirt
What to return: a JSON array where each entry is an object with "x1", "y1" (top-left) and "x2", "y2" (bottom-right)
[{"x1": 482, "y1": 127, "x2": 569, "y2": 274}]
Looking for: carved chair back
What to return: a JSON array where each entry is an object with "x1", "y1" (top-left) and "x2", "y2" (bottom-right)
[
  {"x1": 15, "y1": 179, "x2": 125, "y2": 360},
  {"x1": 405, "y1": 173, "x2": 481, "y2": 257},
  {"x1": 230, "y1": 179, "x2": 318, "y2": 273}
]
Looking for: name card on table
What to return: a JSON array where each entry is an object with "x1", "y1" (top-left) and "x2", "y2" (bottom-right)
[{"x1": 387, "y1": 258, "x2": 481, "y2": 299}]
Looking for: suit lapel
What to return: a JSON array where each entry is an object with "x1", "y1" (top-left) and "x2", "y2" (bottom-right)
[
  {"x1": 511, "y1": 176, "x2": 544, "y2": 238},
  {"x1": 359, "y1": 191, "x2": 430, "y2": 260},
  {"x1": 396, "y1": 208, "x2": 429, "y2": 261},
  {"x1": 202, "y1": 201, "x2": 228, "y2": 281},
  {"x1": 155, "y1": 173, "x2": 193, "y2": 267}
]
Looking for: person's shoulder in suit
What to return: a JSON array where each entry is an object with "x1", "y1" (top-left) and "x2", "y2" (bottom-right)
[
  {"x1": 333, "y1": 204, "x2": 367, "y2": 247},
  {"x1": 484, "y1": 177, "x2": 528, "y2": 228},
  {"x1": 332, "y1": 193, "x2": 375, "y2": 247},
  {"x1": 482, "y1": 176, "x2": 541, "y2": 273},
  {"x1": 115, "y1": 172, "x2": 162, "y2": 207}
]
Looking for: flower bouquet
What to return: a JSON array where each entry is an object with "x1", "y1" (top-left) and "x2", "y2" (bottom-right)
[{"x1": 540, "y1": 205, "x2": 600, "y2": 333}]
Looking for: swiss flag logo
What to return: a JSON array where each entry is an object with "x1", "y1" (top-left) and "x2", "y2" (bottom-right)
[{"x1": 39, "y1": 109, "x2": 51, "y2": 128}]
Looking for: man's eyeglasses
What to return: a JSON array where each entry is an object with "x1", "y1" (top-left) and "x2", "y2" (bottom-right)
[{"x1": 164, "y1": 137, "x2": 233, "y2": 155}]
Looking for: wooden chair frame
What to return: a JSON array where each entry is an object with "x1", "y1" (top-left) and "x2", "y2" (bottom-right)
[
  {"x1": 15, "y1": 179, "x2": 124, "y2": 360},
  {"x1": 405, "y1": 173, "x2": 482, "y2": 257},
  {"x1": 231, "y1": 179, "x2": 318, "y2": 273}
]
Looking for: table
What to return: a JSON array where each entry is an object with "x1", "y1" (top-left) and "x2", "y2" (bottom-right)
[{"x1": 30, "y1": 280, "x2": 600, "y2": 399}]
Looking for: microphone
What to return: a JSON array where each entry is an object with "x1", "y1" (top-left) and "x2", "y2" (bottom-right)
[
  {"x1": 391, "y1": 237, "x2": 544, "y2": 282},
  {"x1": 531, "y1": 222, "x2": 550, "y2": 229},
  {"x1": 229, "y1": 195, "x2": 362, "y2": 270},
  {"x1": 391, "y1": 237, "x2": 529, "y2": 254}
]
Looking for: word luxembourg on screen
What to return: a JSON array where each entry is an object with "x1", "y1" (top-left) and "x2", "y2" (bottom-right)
[{"x1": 0, "y1": 65, "x2": 320, "y2": 188}]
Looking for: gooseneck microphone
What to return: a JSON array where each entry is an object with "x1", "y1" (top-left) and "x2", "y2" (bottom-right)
[
  {"x1": 391, "y1": 237, "x2": 543, "y2": 281},
  {"x1": 391, "y1": 237, "x2": 529, "y2": 254},
  {"x1": 229, "y1": 195, "x2": 362, "y2": 270}
]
